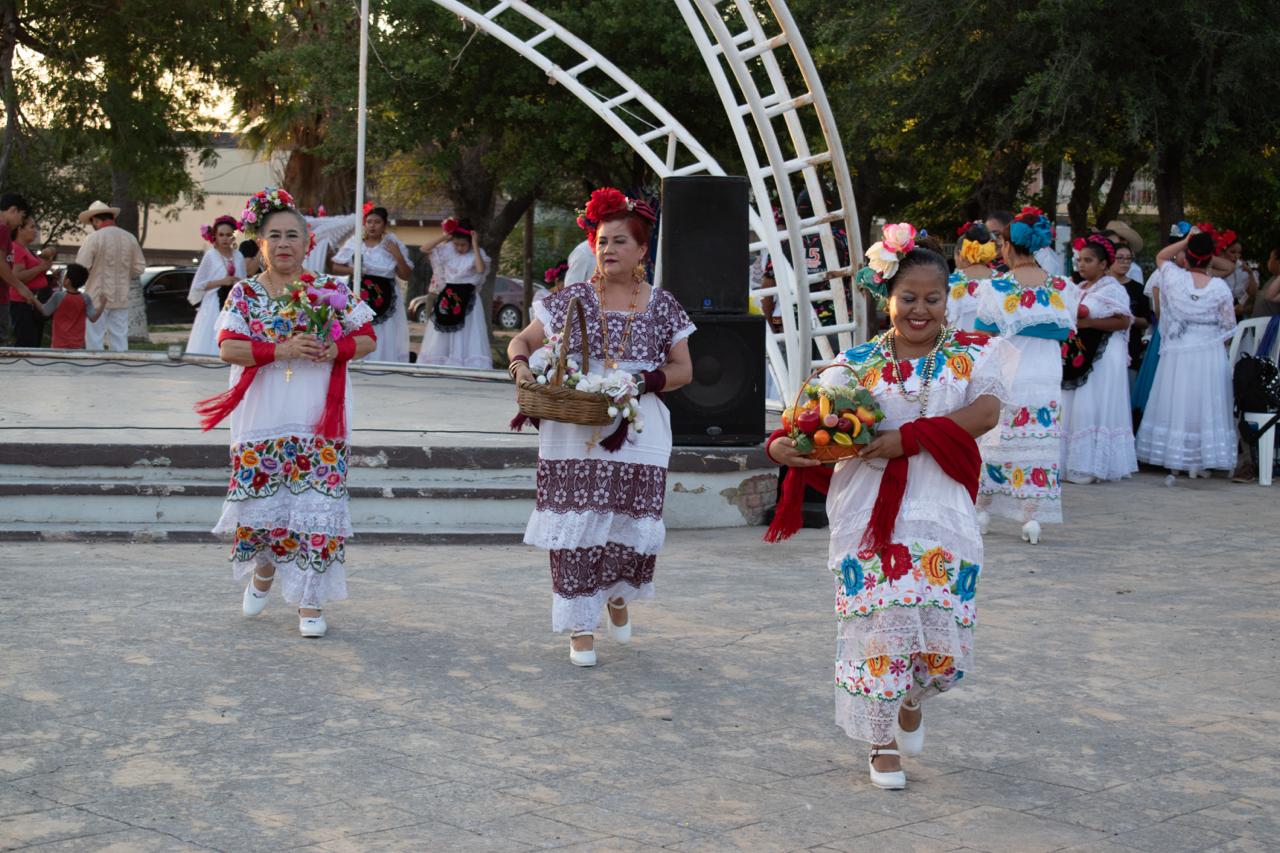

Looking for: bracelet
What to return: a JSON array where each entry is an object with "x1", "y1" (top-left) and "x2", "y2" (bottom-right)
[{"x1": 508, "y1": 354, "x2": 529, "y2": 379}]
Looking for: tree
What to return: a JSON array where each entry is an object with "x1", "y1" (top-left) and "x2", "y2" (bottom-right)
[{"x1": 5, "y1": 0, "x2": 262, "y2": 236}]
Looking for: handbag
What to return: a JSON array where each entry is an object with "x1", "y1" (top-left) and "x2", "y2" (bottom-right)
[{"x1": 1234, "y1": 316, "x2": 1280, "y2": 443}]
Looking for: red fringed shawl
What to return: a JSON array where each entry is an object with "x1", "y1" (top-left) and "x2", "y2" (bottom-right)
[
  {"x1": 763, "y1": 417, "x2": 980, "y2": 548},
  {"x1": 195, "y1": 324, "x2": 375, "y2": 439}
]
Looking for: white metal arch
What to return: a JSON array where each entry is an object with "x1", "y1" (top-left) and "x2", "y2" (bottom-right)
[{"x1": 425, "y1": 0, "x2": 864, "y2": 403}]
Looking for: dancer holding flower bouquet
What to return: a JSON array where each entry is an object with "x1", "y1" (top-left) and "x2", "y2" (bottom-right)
[
  {"x1": 507, "y1": 188, "x2": 694, "y2": 667},
  {"x1": 767, "y1": 223, "x2": 1017, "y2": 790},
  {"x1": 195, "y1": 188, "x2": 376, "y2": 638}
]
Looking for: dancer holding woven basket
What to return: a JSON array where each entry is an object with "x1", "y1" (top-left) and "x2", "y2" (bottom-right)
[
  {"x1": 195, "y1": 188, "x2": 376, "y2": 638},
  {"x1": 766, "y1": 223, "x2": 1017, "y2": 790},
  {"x1": 507, "y1": 188, "x2": 694, "y2": 667}
]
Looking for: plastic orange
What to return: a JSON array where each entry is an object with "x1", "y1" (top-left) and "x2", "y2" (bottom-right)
[{"x1": 812, "y1": 429, "x2": 831, "y2": 447}]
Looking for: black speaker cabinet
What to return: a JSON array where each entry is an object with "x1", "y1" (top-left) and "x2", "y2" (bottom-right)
[
  {"x1": 659, "y1": 176, "x2": 750, "y2": 314},
  {"x1": 666, "y1": 312, "x2": 765, "y2": 446}
]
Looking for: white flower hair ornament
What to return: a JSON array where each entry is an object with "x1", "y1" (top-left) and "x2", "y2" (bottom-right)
[{"x1": 855, "y1": 222, "x2": 917, "y2": 303}]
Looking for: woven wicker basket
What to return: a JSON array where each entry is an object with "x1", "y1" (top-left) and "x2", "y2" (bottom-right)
[
  {"x1": 517, "y1": 295, "x2": 614, "y2": 426},
  {"x1": 790, "y1": 362, "x2": 864, "y2": 462}
]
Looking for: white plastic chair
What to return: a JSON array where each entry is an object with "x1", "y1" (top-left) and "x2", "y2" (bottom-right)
[{"x1": 1229, "y1": 318, "x2": 1280, "y2": 485}]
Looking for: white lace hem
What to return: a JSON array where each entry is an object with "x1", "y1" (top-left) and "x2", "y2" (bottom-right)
[
  {"x1": 976, "y1": 491, "x2": 1062, "y2": 524},
  {"x1": 551, "y1": 580, "x2": 654, "y2": 633},
  {"x1": 214, "y1": 490, "x2": 353, "y2": 538},
  {"x1": 1135, "y1": 425, "x2": 1238, "y2": 471},
  {"x1": 834, "y1": 678, "x2": 955, "y2": 745},
  {"x1": 524, "y1": 509, "x2": 665, "y2": 554},
  {"x1": 1062, "y1": 427, "x2": 1138, "y2": 481},
  {"x1": 233, "y1": 554, "x2": 348, "y2": 609}
]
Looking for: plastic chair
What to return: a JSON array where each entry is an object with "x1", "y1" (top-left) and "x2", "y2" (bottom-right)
[{"x1": 1230, "y1": 318, "x2": 1280, "y2": 486}]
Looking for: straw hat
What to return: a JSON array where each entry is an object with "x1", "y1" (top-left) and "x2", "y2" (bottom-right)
[
  {"x1": 78, "y1": 200, "x2": 121, "y2": 224},
  {"x1": 1104, "y1": 220, "x2": 1144, "y2": 255}
]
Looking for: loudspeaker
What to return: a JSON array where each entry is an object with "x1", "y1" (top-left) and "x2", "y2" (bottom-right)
[
  {"x1": 667, "y1": 312, "x2": 765, "y2": 446},
  {"x1": 659, "y1": 176, "x2": 750, "y2": 314}
]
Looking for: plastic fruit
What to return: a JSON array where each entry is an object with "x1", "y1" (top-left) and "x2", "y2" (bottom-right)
[
  {"x1": 794, "y1": 434, "x2": 814, "y2": 454},
  {"x1": 836, "y1": 416, "x2": 853, "y2": 432},
  {"x1": 813, "y1": 430, "x2": 831, "y2": 447},
  {"x1": 819, "y1": 395, "x2": 832, "y2": 419},
  {"x1": 795, "y1": 409, "x2": 821, "y2": 435},
  {"x1": 822, "y1": 413, "x2": 839, "y2": 429},
  {"x1": 848, "y1": 417, "x2": 862, "y2": 438},
  {"x1": 781, "y1": 407, "x2": 795, "y2": 430},
  {"x1": 832, "y1": 432, "x2": 854, "y2": 447},
  {"x1": 854, "y1": 405, "x2": 877, "y2": 426}
]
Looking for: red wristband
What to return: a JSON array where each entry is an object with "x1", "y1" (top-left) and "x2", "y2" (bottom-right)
[
  {"x1": 334, "y1": 336, "x2": 357, "y2": 362},
  {"x1": 250, "y1": 342, "x2": 275, "y2": 365},
  {"x1": 511, "y1": 354, "x2": 529, "y2": 365},
  {"x1": 641, "y1": 369, "x2": 667, "y2": 394},
  {"x1": 764, "y1": 427, "x2": 788, "y2": 464}
]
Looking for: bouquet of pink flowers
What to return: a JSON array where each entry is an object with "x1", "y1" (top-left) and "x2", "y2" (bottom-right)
[{"x1": 273, "y1": 272, "x2": 348, "y2": 342}]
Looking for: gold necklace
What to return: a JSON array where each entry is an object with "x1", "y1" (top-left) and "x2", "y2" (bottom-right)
[
  {"x1": 595, "y1": 278, "x2": 642, "y2": 370},
  {"x1": 882, "y1": 326, "x2": 948, "y2": 418}
]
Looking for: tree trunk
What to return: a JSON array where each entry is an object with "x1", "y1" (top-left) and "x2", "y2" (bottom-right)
[
  {"x1": 0, "y1": 0, "x2": 19, "y2": 186},
  {"x1": 1038, "y1": 158, "x2": 1062, "y2": 220},
  {"x1": 1095, "y1": 155, "x2": 1142, "y2": 229},
  {"x1": 1067, "y1": 160, "x2": 1095, "y2": 235},
  {"x1": 964, "y1": 146, "x2": 1031, "y2": 220},
  {"x1": 522, "y1": 204, "x2": 534, "y2": 325},
  {"x1": 1154, "y1": 144, "x2": 1185, "y2": 244},
  {"x1": 851, "y1": 153, "x2": 882, "y2": 250}
]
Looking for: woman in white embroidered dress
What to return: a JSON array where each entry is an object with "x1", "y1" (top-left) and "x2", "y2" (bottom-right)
[
  {"x1": 507, "y1": 188, "x2": 694, "y2": 667},
  {"x1": 200, "y1": 189, "x2": 376, "y2": 638},
  {"x1": 769, "y1": 224, "x2": 1015, "y2": 791},
  {"x1": 186, "y1": 216, "x2": 245, "y2": 356},
  {"x1": 1136, "y1": 232, "x2": 1237, "y2": 479},
  {"x1": 330, "y1": 205, "x2": 413, "y2": 363},
  {"x1": 416, "y1": 218, "x2": 492, "y2": 368},
  {"x1": 974, "y1": 210, "x2": 1078, "y2": 544},
  {"x1": 1059, "y1": 235, "x2": 1137, "y2": 484},
  {"x1": 946, "y1": 220, "x2": 997, "y2": 332}
]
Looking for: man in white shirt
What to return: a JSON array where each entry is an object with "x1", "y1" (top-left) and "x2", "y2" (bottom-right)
[
  {"x1": 565, "y1": 239, "x2": 596, "y2": 287},
  {"x1": 75, "y1": 200, "x2": 146, "y2": 351}
]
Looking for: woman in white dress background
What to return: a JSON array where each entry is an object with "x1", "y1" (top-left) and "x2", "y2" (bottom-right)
[
  {"x1": 416, "y1": 218, "x2": 493, "y2": 368},
  {"x1": 947, "y1": 220, "x2": 997, "y2": 332},
  {"x1": 1136, "y1": 231, "x2": 1237, "y2": 480},
  {"x1": 331, "y1": 205, "x2": 413, "y2": 363},
  {"x1": 1059, "y1": 234, "x2": 1137, "y2": 484},
  {"x1": 186, "y1": 216, "x2": 245, "y2": 356}
]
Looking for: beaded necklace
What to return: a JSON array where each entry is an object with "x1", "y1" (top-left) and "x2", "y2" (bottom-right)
[
  {"x1": 595, "y1": 279, "x2": 642, "y2": 370},
  {"x1": 881, "y1": 325, "x2": 949, "y2": 418}
]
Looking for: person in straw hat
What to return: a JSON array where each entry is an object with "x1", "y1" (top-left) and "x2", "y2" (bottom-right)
[{"x1": 74, "y1": 200, "x2": 146, "y2": 351}]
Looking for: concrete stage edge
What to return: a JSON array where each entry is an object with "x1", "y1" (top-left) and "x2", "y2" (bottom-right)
[{"x1": 0, "y1": 350, "x2": 780, "y2": 543}]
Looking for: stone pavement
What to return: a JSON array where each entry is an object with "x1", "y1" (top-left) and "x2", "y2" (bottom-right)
[{"x1": 1, "y1": 471, "x2": 1278, "y2": 852}]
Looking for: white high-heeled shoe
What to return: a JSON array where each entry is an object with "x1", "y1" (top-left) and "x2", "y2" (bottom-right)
[
  {"x1": 896, "y1": 700, "x2": 924, "y2": 756},
  {"x1": 976, "y1": 510, "x2": 991, "y2": 535},
  {"x1": 242, "y1": 573, "x2": 273, "y2": 617},
  {"x1": 299, "y1": 610, "x2": 327, "y2": 638},
  {"x1": 606, "y1": 599, "x2": 632, "y2": 645},
  {"x1": 1021, "y1": 520, "x2": 1041, "y2": 545},
  {"x1": 868, "y1": 748, "x2": 906, "y2": 790},
  {"x1": 569, "y1": 631, "x2": 596, "y2": 667}
]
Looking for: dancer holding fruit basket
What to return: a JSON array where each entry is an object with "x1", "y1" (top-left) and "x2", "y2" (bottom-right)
[
  {"x1": 507, "y1": 188, "x2": 694, "y2": 667},
  {"x1": 195, "y1": 188, "x2": 376, "y2": 638},
  {"x1": 766, "y1": 223, "x2": 1017, "y2": 791}
]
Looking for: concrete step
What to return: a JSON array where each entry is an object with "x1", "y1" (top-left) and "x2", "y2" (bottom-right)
[{"x1": 0, "y1": 442, "x2": 779, "y2": 542}]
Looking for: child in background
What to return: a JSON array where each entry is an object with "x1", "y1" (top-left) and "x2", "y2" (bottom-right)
[{"x1": 37, "y1": 263, "x2": 101, "y2": 349}]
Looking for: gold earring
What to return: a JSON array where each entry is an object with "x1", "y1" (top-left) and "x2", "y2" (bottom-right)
[{"x1": 633, "y1": 262, "x2": 646, "y2": 283}]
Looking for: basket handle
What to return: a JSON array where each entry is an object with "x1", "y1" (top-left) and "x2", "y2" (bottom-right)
[
  {"x1": 553, "y1": 295, "x2": 591, "y2": 386},
  {"x1": 789, "y1": 361, "x2": 861, "y2": 417}
]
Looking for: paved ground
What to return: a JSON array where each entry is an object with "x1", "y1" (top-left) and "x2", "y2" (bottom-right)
[{"x1": 2, "y1": 471, "x2": 1278, "y2": 852}]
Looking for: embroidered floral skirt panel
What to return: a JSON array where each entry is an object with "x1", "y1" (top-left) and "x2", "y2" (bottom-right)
[
  {"x1": 826, "y1": 455, "x2": 983, "y2": 745},
  {"x1": 978, "y1": 337, "x2": 1064, "y2": 523},
  {"x1": 524, "y1": 395, "x2": 673, "y2": 633},
  {"x1": 212, "y1": 361, "x2": 354, "y2": 609}
]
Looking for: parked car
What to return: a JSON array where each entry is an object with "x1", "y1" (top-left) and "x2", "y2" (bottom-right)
[
  {"x1": 141, "y1": 266, "x2": 199, "y2": 324},
  {"x1": 411, "y1": 275, "x2": 549, "y2": 331}
]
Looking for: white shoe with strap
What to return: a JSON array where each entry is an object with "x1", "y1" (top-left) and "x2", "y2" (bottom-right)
[
  {"x1": 569, "y1": 631, "x2": 596, "y2": 667},
  {"x1": 868, "y1": 748, "x2": 906, "y2": 790},
  {"x1": 242, "y1": 573, "x2": 273, "y2": 617},
  {"x1": 606, "y1": 599, "x2": 632, "y2": 645},
  {"x1": 299, "y1": 609, "x2": 327, "y2": 638}
]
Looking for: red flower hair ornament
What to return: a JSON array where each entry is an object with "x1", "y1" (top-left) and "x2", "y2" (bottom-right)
[{"x1": 576, "y1": 187, "x2": 656, "y2": 246}]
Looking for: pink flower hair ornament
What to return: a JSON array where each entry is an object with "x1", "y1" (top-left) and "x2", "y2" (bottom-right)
[{"x1": 855, "y1": 222, "x2": 918, "y2": 303}]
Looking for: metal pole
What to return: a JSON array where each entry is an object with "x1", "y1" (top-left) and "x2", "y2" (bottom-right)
[
  {"x1": 352, "y1": 0, "x2": 370, "y2": 292},
  {"x1": 522, "y1": 204, "x2": 534, "y2": 324}
]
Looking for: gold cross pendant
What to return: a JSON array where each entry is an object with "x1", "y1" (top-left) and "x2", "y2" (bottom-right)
[{"x1": 285, "y1": 365, "x2": 293, "y2": 382}]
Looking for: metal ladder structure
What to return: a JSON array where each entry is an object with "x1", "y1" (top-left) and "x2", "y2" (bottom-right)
[{"x1": 426, "y1": 0, "x2": 865, "y2": 402}]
